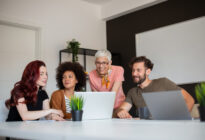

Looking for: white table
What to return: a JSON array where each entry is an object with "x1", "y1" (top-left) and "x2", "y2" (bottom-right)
[{"x1": 0, "y1": 119, "x2": 205, "y2": 140}]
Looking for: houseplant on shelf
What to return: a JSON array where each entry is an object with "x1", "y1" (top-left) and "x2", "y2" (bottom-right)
[
  {"x1": 195, "y1": 82, "x2": 205, "y2": 121},
  {"x1": 67, "y1": 39, "x2": 80, "y2": 62},
  {"x1": 70, "y1": 95, "x2": 84, "y2": 121}
]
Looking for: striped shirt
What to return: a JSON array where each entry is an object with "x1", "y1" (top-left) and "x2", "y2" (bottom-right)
[{"x1": 64, "y1": 95, "x2": 71, "y2": 113}]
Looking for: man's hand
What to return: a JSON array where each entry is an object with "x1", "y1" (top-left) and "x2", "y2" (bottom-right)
[
  {"x1": 117, "y1": 109, "x2": 132, "y2": 119},
  {"x1": 116, "y1": 102, "x2": 132, "y2": 119}
]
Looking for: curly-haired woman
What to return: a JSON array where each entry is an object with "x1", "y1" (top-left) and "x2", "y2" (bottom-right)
[
  {"x1": 5, "y1": 60, "x2": 64, "y2": 121},
  {"x1": 50, "y1": 62, "x2": 86, "y2": 119}
]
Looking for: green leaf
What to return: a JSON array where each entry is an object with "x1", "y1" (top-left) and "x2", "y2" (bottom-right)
[
  {"x1": 195, "y1": 83, "x2": 205, "y2": 107},
  {"x1": 66, "y1": 39, "x2": 80, "y2": 62},
  {"x1": 69, "y1": 95, "x2": 84, "y2": 111},
  {"x1": 201, "y1": 82, "x2": 205, "y2": 97}
]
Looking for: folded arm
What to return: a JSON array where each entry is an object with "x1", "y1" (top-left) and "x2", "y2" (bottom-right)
[
  {"x1": 16, "y1": 98, "x2": 63, "y2": 121},
  {"x1": 181, "y1": 89, "x2": 195, "y2": 112}
]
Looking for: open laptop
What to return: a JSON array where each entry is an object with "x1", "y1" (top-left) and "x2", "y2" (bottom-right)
[
  {"x1": 142, "y1": 90, "x2": 192, "y2": 120},
  {"x1": 74, "y1": 92, "x2": 116, "y2": 120}
]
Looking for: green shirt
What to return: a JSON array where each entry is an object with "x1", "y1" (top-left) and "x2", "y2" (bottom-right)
[{"x1": 125, "y1": 77, "x2": 181, "y2": 108}]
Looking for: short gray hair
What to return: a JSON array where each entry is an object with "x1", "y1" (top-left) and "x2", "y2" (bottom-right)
[{"x1": 95, "y1": 50, "x2": 112, "y2": 61}]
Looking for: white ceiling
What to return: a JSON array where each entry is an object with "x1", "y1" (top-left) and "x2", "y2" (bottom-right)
[
  {"x1": 81, "y1": 0, "x2": 112, "y2": 5},
  {"x1": 81, "y1": 0, "x2": 167, "y2": 20},
  {"x1": 81, "y1": 0, "x2": 165, "y2": 6}
]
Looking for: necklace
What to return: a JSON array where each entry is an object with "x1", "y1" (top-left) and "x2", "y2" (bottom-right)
[{"x1": 102, "y1": 75, "x2": 110, "y2": 89}]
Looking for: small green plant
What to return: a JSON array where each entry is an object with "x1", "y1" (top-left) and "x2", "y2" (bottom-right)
[
  {"x1": 67, "y1": 39, "x2": 80, "y2": 62},
  {"x1": 195, "y1": 82, "x2": 205, "y2": 107},
  {"x1": 70, "y1": 95, "x2": 84, "y2": 111}
]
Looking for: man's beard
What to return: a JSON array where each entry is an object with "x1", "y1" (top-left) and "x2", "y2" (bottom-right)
[{"x1": 133, "y1": 73, "x2": 146, "y2": 85}]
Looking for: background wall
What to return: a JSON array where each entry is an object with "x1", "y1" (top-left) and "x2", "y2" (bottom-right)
[
  {"x1": 0, "y1": 23, "x2": 38, "y2": 100},
  {"x1": 107, "y1": 0, "x2": 205, "y2": 94},
  {"x1": 0, "y1": 0, "x2": 106, "y2": 99},
  {"x1": 136, "y1": 17, "x2": 205, "y2": 84}
]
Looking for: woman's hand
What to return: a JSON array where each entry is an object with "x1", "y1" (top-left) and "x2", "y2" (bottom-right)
[
  {"x1": 51, "y1": 113, "x2": 65, "y2": 121},
  {"x1": 50, "y1": 109, "x2": 64, "y2": 118}
]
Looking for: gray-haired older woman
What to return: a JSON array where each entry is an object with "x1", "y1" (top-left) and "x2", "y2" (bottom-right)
[{"x1": 89, "y1": 50, "x2": 125, "y2": 113}]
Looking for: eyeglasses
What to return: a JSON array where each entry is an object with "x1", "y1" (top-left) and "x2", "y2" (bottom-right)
[{"x1": 95, "y1": 61, "x2": 109, "y2": 66}]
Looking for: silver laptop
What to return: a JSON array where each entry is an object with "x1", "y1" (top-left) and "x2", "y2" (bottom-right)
[
  {"x1": 142, "y1": 90, "x2": 192, "y2": 120},
  {"x1": 75, "y1": 92, "x2": 116, "y2": 120}
]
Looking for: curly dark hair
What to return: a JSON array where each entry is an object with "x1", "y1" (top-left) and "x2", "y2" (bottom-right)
[
  {"x1": 129, "y1": 56, "x2": 154, "y2": 70},
  {"x1": 56, "y1": 62, "x2": 86, "y2": 91}
]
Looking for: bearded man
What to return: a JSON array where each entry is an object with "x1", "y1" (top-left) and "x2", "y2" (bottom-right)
[{"x1": 117, "y1": 56, "x2": 194, "y2": 119}]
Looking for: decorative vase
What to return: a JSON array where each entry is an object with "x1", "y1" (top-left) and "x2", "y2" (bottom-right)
[
  {"x1": 198, "y1": 106, "x2": 205, "y2": 121},
  {"x1": 71, "y1": 110, "x2": 83, "y2": 121}
]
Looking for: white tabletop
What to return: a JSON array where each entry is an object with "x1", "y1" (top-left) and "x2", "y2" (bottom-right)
[{"x1": 0, "y1": 119, "x2": 205, "y2": 140}]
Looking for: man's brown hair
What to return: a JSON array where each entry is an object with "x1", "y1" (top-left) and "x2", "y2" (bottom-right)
[{"x1": 129, "y1": 56, "x2": 154, "y2": 70}]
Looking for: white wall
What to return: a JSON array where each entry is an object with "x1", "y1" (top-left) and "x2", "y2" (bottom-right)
[
  {"x1": 0, "y1": 23, "x2": 38, "y2": 100},
  {"x1": 0, "y1": 0, "x2": 106, "y2": 98},
  {"x1": 136, "y1": 17, "x2": 205, "y2": 84},
  {"x1": 101, "y1": 0, "x2": 166, "y2": 20}
]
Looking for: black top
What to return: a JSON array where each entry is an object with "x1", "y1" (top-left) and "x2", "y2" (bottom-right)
[{"x1": 6, "y1": 89, "x2": 49, "y2": 121}]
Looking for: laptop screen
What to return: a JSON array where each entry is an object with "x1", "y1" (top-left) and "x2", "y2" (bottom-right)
[
  {"x1": 142, "y1": 90, "x2": 192, "y2": 120},
  {"x1": 75, "y1": 92, "x2": 116, "y2": 120}
]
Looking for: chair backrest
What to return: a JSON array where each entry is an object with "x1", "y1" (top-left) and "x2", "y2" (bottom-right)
[{"x1": 0, "y1": 99, "x2": 9, "y2": 122}]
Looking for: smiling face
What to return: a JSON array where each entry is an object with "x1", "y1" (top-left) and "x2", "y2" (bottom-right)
[
  {"x1": 95, "y1": 56, "x2": 111, "y2": 77},
  {"x1": 132, "y1": 62, "x2": 150, "y2": 85},
  {"x1": 36, "y1": 66, "x2": 48, "y2": 87},
  {"x1": 62, "y1": 71, "x2": 78, "y2": 90}
]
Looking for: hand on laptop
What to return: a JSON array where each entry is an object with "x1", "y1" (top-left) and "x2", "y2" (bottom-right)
[{"x1": 117, "y1": 109, "x2": 132, "y2": 119}]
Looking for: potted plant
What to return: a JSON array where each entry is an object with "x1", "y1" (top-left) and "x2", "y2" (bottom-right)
[
  {"x1": 195, "y1": 82, "x2": 205, "y2": 121},
  {"x1": 70, "y1": 95, "x2": 84, "y2": 121},
  {"x1": 66, "y1": 39, "x2": 80, "y2": 62}
]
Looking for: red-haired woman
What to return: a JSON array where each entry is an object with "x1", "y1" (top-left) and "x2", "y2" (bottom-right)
[{"x1": 5, "y1": 60, "x2": 64, "y2": 121}]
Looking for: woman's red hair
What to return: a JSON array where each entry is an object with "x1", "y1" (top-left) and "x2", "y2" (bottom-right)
[{"x1": 5, "y1": 60, "x2": 46, "y2": 107}]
